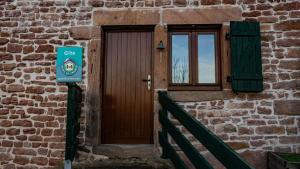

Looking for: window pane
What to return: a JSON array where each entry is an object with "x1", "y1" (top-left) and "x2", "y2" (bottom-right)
[
  {"x1": 172, "y1": 35, "x2": 189, "y2": 84},
  {"x1": 198, "y1": 34, "x2": 216, "y2": 83}
]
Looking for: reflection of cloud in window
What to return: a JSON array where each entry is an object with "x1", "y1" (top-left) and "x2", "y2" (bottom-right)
[
  {"x1": 172, "y1": 35, "x2": 189, "y2": 83},
  {"x1": 198, "y1": 34, "x2": 215, "y2": 83}
]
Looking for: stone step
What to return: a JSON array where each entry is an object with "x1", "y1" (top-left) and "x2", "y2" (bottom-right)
[
  {"x1": 73, "y1": 145, "x2": 174, "y2": 169},
  {"x1": 73, "y1": 158, "x2": 173, "y2": 169}
]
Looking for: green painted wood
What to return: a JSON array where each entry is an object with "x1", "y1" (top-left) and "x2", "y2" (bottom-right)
[
  {"x1": 159, "y1": 132, "x2": 188, "y2": 169},
  {"x1": 230, "y1": 21, "x2": 263, "y2": 92},
  {"x1": 65, "y1": 83, "x2": 82, "y2": 161},
  {"x1": 158, "y1": 91, "x2": 255, "y2": 169},
  {"x1": 159, "y1": 110, "x2": 214, "y2": 169},
  {"x1": 160, "y1": 108, "x2": 168, "y2": 159}
]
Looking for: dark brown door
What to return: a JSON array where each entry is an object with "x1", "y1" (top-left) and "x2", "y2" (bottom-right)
[{"x1": 101, "y1": 30, "x2": 153, "y2": 144}]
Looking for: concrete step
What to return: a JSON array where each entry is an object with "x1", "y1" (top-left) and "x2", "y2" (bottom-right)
[
  {"x1": 73, "y1": 144, "x2": 174, "y2": 169},
  {"x1": 74, "y1": 157, "x2": 173, "y2": 169}
]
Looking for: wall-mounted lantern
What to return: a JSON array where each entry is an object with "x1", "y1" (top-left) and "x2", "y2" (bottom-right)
[{"x1": 156, "y1": 40, "x2": 165, "y2": 50}]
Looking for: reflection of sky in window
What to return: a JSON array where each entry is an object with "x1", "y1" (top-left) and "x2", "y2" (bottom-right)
[
  {"x1": 172, "y1": 35, "x2": 189, "y2": 83},
  {"x1": 198, "y1": 34, "x2": 215, "y2": 83}
]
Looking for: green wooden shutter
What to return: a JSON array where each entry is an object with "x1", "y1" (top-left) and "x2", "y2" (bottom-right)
[{"x1": 230, "y1": 21, "x2": 263, "y2": 92}]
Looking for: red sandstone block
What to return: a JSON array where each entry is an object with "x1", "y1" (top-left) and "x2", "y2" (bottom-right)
[
  {"x1": 0, "y1": 153, "x2": 13, "y2": 162},
  {"x1": 13, "y1": 148, "x2": 37, "y2": 156},
  {"x1": 0, "y1": 53, "x2": 13, "y2": 61},
  {"x1": 31, "y1": 156, "x2": 48, "y2": 165},
  {"x1": 256, "y1": 125, "x2": 285, "y2": 135},
  {"x1": 13, "y1": 120, "x2": 33, "y2": 127},
  {"x1": 26, "y1": 86, "x2": 45, "y2": 94},
  {"x1": 6, "y1": 128, "x2": 20, "y2": 135},
  {"x1": 2, "y1": 97, "x2": 18, "y2": 105},
  {"x1": 0, "y1": 38, "x2": 9, "y2": 45},
  {"x1": 16, "y1": 135, "x2": 27, "y2": 141},
  {"x1": 242, "y1": 11, "x2": 261, "y2": 17},
  {"x1": 277, "y1": 39, "x2": 300, "y2": 47},
  {"x1": 50, "y1": 150, "x2": 64, "y2": 158},
  {"x1": 2, "y1": 63, "x2": 16, "y2": 71},
  {"x1": 27, "y1": 107, "x2": 45, "y2": 114},
  {"x1": 29, "y1": 135, "x2": 43, "y2": 142},
  {"x1": 41, "y1": 128, "x2": 53, "y2": 136},
  {"x1": 226, "y1": 141, "x2": 249, "y2": 150},
  {"x1": 257, "y1": 106, "x2": 272, "y2": 115},
  {"x1": 23, "y1": 54, "x2": 44, "y2": 61},
  {"x1": 67, "y1": 0, "x2": 82, "y2": 7},
  {"x1": 7, "y1": 43, "x2": 22, "y2": 53},
  {"x1": 238, "y1": 127, "x2": 254, "y2": 135},
  {"x1": 88, "y1": 0, "x2": 104, "y2": 7},
  {"x1": 36, "y1": 44, "x2": 54, "y2": 53},
  {"x1": 0, "y1": 109, "x2": 9, "y2": 115},
  {"x1": 23, "y1": 128, "x2": 36, "y2": 134},
  {"x1": 29, "y1": 27, "x2": 45, "y2": 33},
  {"x1": 49, "y1": 142, "x2": 65, "y2": 149},
  {"x1": 13, "y1": 156, "x2": 29, "y2": 165},
  {"x1": 0, "y1": 21, "x2": 18, "y2": 27},
  {"x1": 279, "y1": 60, "x2": 300, "y2": 70},
  {"x1": 256, "y1": 4, "x2": 272, "y2": 10},
  {"x1": 49, "y1": 158, "x2": 62, "y2": 166},
  {"x1": 201, "y1": 0, "x2": 221, "y2": 5},
  {"x1": 279, "y1": 136, "x2": 300, "y2": 144},
  {"x1": 2, "y1": 140, "x2": 13, "y2": 147},
  {"x1": 274, "y1": 1, "x2": 300, "y2": 11},
  {"x1": 247, "y1": 120, "x2": 266, "y2": 126},
  {"x1": 32, "y1": 115, "x2": 55, "y2": 122},
  {"x1": 223, "y1": 0, "x2": 235, "y2": 4},
  {"x1": 274, "y1": 20, "x2": 300, "y2": 31},
  {"x1": 38, "y1": 148, "x2": 48, "y2": 155}
]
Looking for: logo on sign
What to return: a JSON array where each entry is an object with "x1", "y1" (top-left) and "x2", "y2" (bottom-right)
[{"x1": 61, "y1": 58, "x2": 78, "y2": 76}]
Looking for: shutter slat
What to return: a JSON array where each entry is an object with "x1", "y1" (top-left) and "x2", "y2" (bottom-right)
[{"x1": 230, "y1": 21, "x2": 263, "y2": 92}]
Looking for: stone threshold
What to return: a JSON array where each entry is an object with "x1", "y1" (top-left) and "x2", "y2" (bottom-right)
[{"x1": 73, "y1": 145, "x2": 173, "y2": 169}]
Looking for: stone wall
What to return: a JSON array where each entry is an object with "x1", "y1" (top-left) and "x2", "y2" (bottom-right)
[{"x1": 0, "y1": 0, "x2": 299, "y2": 169}]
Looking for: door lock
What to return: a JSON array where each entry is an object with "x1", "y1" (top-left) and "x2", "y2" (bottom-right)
[{"x1": 142, "y1": 75, "x2": 151, "y2": 91}]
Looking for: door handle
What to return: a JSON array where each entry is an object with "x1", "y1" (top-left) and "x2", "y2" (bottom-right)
[
  {"x1": 142, "y1": 79, "x2": 150, "y2": 82},
  {"x1": 142, "y1": 75, "x2": 151, "y2": 91}
]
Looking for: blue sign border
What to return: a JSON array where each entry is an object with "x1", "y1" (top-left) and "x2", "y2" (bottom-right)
[{"x1": 56, "y1": 46, "x2": 82, "y2": 82}]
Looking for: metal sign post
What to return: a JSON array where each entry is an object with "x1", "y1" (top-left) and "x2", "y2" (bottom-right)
[
  {"x1": 56, "y1": 46, "x2": 83, "y2": 169},
  {"x1": 64, "y1": 160, "x2": 72, "y2": 169}
]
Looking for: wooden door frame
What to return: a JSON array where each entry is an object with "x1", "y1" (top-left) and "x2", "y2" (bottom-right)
[{"x1": 100, "y1": 26, "x2": 155, "y2": 144}]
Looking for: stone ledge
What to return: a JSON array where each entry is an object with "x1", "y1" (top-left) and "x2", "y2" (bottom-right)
[
  {"x1": 93, "y1": 9, "x2": 160, "y2": 26},
  {"x1": 168, "y1": 90, "x2": 237, "y2": 102},
  {"x1": 163, "y1": 7, "x2": 242, "y2": 24},
  {"x1": 93, "y1": 7, "x2": 242, "y2": 26},
  {"x1": 69, "y1": 26, "x2": 100, "y2": 40}
]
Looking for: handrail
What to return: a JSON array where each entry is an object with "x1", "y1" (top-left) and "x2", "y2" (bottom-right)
[
  {"x1": 158, "y1": 91, "x2": 255, "y2": 169},
  {"x1": 65, "y1": 83, "x2": 82, "y2": 169}
]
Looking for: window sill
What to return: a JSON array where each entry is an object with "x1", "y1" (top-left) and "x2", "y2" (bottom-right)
[
  {"x1": 167, "y1": 90, "x2": 236, "y2": 102},
  {"x1": 168, "y1": 85, "x2": 222, "y2": 91}
]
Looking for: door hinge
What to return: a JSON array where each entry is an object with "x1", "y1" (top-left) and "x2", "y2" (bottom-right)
[
  {"x1": 225, "y1": 33, "x2": 230, "y2": 40},
  {"x1": 227, "y1": 76, "x2": 232, "y2": 82}
]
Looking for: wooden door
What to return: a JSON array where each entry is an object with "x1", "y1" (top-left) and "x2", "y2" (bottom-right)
[{"x1": 101, "y1": 30, "x2": 153, "y2": 144}]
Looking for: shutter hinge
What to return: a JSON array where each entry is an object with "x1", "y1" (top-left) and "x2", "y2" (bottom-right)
[
  {"x1": 227, "y1": 76, "x2": 232, "y2": 82},
  {"x1": 225, "y1": 33, "x2": 230, "y2": 40}
]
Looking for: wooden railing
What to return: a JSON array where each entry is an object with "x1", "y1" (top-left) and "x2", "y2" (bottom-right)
[
  {"x1": 65, "y1": 83, "x2": 82, "y2": 168},
  {"x1": 158, "y1": 91, "x2": 254, "y2": 169}
]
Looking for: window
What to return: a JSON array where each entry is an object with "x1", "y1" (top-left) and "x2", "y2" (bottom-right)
[{"x1": 168, "y1": 26, "x2": 221, "y2": 90}]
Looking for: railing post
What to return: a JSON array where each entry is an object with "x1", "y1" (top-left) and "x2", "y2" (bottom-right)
[{"x1": 161, "y1": 107, "x2": 168, "y2": 159}]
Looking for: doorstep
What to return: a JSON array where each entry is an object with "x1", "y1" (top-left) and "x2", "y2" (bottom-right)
[{"x1": 73, "y1": 144, "x2": 174, "y2": 169}]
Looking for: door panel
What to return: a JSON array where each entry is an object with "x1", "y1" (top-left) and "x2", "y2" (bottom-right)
[{"x1": 102, "y1": 31, "x2": 153, "y2": 144}]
